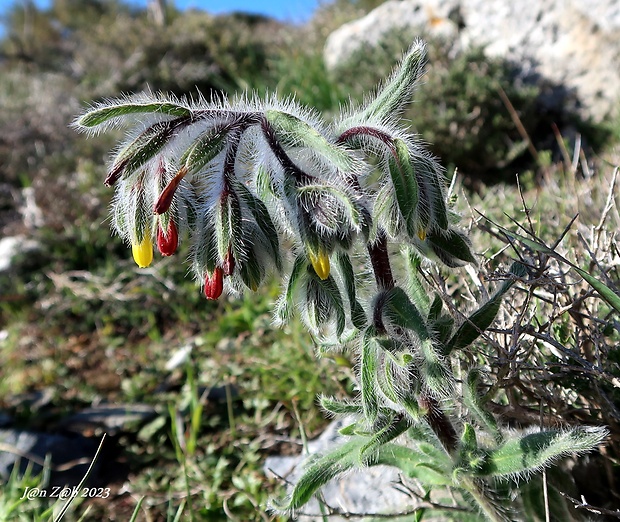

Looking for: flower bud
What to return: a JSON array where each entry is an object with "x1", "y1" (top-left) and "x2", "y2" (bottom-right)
[
  {"x1": 223, "y1": 246, "x2": 235, "y2": 276},
  {"x1": 132, "y1": 235, "x2": 154, "y2": 268},
  {"x1": 308, "y1": 248, "x2": 330, "y2": 280},
  {"x1": 157, "y1": 219, "x2": 178, "y2": 256},
  {"x1": 154, "y1": 166, "x2": 187, "y2": 215},
  {"x1": 204, "y1": 267, "x2": 224, "y2": 300}
]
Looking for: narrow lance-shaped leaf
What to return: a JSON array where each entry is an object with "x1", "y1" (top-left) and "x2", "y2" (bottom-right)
[
  {"x1": 358, "y1": 39, "x2": 427, "y2": 123},
  {"x1": 265, "y1": 109, "x2": 357, "y2": 172},
  {"x1": 373, "y1": 443, "x2": 452, "y2": 486},
  {"x1": 155, "y1": 125, "x2": 230, "y2": 214},
  {"x1": 444, "y1": 261, "x2": 526, "y2": 356},
  {"x1": 463, "y1": 369, "x2": 501, "y2": 444},
  {"x1": 573, "y1": 265, "x2": 620, "y2": 316},
  {"x1": 77, "y1": 101, "x2": 192, "y2": 129},
  {"x1": 361, "y1": 330, "x2": 380, "y2": 421},
  {"x1": 275, "y1": 255, "x2": 307, "y2": 324},
  {"x1": 319, "y1": 395, "x2": 363, "y2": 417},
  {"x1": 359, "y1": 414, "x2": 410, "y2": 462},
  {"x1": 374, "y1": 183, "x2": 402, "y2": 237},
  {"x1": 238, "y1": 248, "x2": 264, "y2": 292},
  {"x1": 296, "y1": 184, "x2": 363, "y2": 231},
  {"x1": 214, "y1": 194, "x2": 233, "y2": 262},
  {"x1": 475, "y1": 427, "x2": 608, "y2": 478},
  {"x1": 303, "y1": 265, "x2": 346, "y2": 335},
  {"x1": 428, "y1": 293, "x2": 443, "y2": 322},
  {"x1": 191, "y1": 212, "x2": 219, "y2": 276},
  {"x1": 387, "y1": 138, "x2": 420, "y2": 238},
  {"x1": 445, "y1": 297, "x2": 500, "y2": 355},
  {"x1": 376, "y1": 360, "x2": 400, "y2": 404},
  {"x1": 106, "y1": 119, "x2": 187, "y2": 186},
  {"x1": 426, "y1": 228, "x2": 476, "y2": 268},
  {"x1": 273, "y1": 439, "x2": 363, "y2": 512},
  {"x1": 382, "y1": 286, "x2": 430, "y2": 341},
  {"x1": 420, "y1": 338, "x2": 453, "y2": 397},
  {"x1": 336, "y1": 252, "x2": 366, "y2": 329},
  {"x1": 180, "y1": 123, "x2": 230, "y2": 173},
  {"x1": 460, "y1": 423, "x2": 478, "y2": 453},
  {"x1": 404, "y1": 248, "x2": 431, "y2": 313},
  {"x1": 415, "y1": 154, "x2": 449, "y2": 231},
  {"x1": 234, "y1": 181, "x2": 282, "y2": 270}
]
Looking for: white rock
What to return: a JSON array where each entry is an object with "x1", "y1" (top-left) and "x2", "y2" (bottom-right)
[
  {"x1": 324, "y1": 0, "x2": 620, "y2": 122},
  {"x1": 0, "y1": 235, "x2": 40, "y2": 272},
  {"x1": 324, "y1": 0, "x2": 460, "y2": 70}
]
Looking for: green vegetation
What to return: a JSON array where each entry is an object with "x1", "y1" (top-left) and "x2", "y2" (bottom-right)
[{"x1": 1, "y1": 1, "x2": 619, "y2": 521}]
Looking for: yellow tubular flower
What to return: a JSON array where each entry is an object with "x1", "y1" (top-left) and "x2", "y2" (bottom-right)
[
  {"x1": 308, "y1": 248, "x2": 330, "y2": 280},
  {"x1": 417, "y1": 228, "x2": 427, "y2": 241},
  {"x1": 132, "y1": 235, "x2": 154, "y2": 268}
]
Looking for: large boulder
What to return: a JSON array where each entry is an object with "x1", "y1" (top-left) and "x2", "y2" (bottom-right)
[{"x1": 325, "y1": 0, "x2": 620, "y2": 122}]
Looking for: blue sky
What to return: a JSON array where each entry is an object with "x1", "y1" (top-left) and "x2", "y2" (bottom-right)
[{"x1": 0, "y1": 0, "x2": 320, "y2": 24}]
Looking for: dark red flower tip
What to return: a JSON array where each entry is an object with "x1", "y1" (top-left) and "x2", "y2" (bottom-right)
[
  {"x1": 104, "y1": 158, "x2": 129, "y2": 187},
  {"x1": 204, "y1": 267, "x2": 224, "y2": 300},
  {"x1": 157, "y1": 219, "x2": 178, "y2": 256},
  {"x1": 154, "y1": 166, "x2": 188, "y2": 215}
]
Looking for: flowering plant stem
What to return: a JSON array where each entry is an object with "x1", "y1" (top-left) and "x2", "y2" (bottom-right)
[{"x1": 74, "y1": 39, "x2": 607, "y2": 520}]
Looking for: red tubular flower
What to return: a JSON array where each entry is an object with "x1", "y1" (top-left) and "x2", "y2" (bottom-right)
[
  {"x1": 204, "y1": 267, "x2": 224, "y2": 300},
  {"x1": 157, "y1": 219, "x2": 178, "y2": 256}
]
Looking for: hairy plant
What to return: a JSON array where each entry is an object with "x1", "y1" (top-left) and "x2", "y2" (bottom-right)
[{"x1": 74, "y1": 40, "x2": 608, "y2": 520}]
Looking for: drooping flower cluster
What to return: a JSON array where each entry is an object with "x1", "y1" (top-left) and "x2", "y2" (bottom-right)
[
  {"x1": 74, "y1": 40, "x2": 473, "y2": 310},
  {"x1": 74, "y1": 40, "x2": 609, "y2": 519}
]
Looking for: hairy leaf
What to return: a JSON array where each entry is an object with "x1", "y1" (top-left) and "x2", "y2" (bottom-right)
[
  {"x1": 444, "y1": 261, "x2": 526, "y2": 355},
  {"x1": 180, "y1": 124, "x2": 229, "y2": 173},
  {"x1": 359, "y1": 414, "x2": 410, "y2": 462},
  {"x1": 107, "y1": 119, "x2": 187, "y2": 185},
  {"x1": 463, "y1": 370, "x2": 501, "y2": 444},
  {"x1": 320, "y1": 396, "x2": 363, "y2": 416},
  {"x1": 235, "y1": 181, "x2": 282, "y2": 270},
  {"x1": 336, "y1": 252, "x2": 366, "y2": 329},
  {"x1": 427, "y1": 228, "x2": 476, "y2": 267},
  {"x1": 358, "y1": 40, "x2": 427, "y2": 123},
  {"x1": 306, "y1": 269, "x2": 346, "y2": 336},
  {"x1": 77, "y1": 101, "x2": 192, "y2": 128},
  {"x1": 420, "y1": 338, "x2": 453, "y2": 397},
  {"x1": 373, "y1": 443, "x2": 452, "y2": 486},
  {"x1": 275, "y1": 440, "x2": 362, "y2": 511},
  {"x1": 387, "y1": 138, "x2": 419, "y2": 238},
  {"x1": 476, "y1": 427, "x2": 608, "y2": 478},
  {"x1": 275, "y1": 255, "x2": 307, "y2": 324},
  {"x1": 265, "y1": 109, "x2": 356, "y2": 172},
  {"x1": 361, "y1": 330, "x2": 380, "y2": 421},
  {"x1": 382, "y1": 286, "x2": 430, "y2": 341}
]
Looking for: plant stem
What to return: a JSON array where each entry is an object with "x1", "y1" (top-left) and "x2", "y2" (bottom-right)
[
  {"x1": 367, "y1": 229, "x2": 394, "y2": 291},
  {"x1": 418, "y1": 392, "x2": 458, "y2": 453},
  {"x1": 461, "y1": 477, "x2": 505, "y2": 522},
  {"x1": 367, "y1": 230, "x2": 459, "y2": 455}
]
